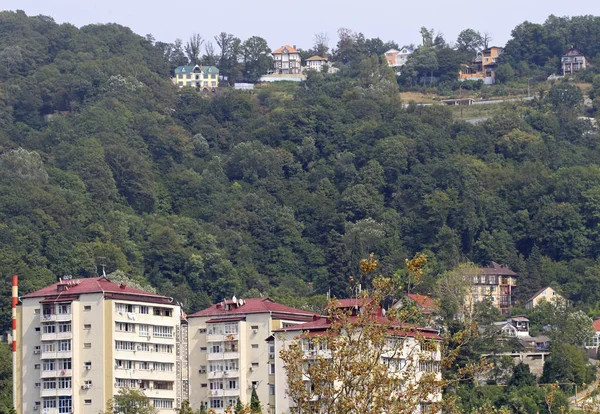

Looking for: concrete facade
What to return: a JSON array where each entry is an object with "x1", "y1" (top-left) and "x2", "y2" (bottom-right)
[{"x1": 15, "y1": 278, "x2": 185, "y2": 414}]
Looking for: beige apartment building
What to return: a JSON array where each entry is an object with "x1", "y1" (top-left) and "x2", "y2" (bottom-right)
[
  {"x1": 15, "y1": 277, "x2": 187, "y2": 414},
  {"x1": 187, "y1": 297, "x2": 315, "y2": 413},
  {"x1": 470, "y1": 261, "x2": 517, "y2": 315},
  {"x1": 273, "y1": 299, "x2": 442, "y2": 414}
]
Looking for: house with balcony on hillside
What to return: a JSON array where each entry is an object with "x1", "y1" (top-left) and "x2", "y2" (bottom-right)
[
  {"x1": 469, "y1": 261, "x2": 517, "y2": 314},
  {"x1": 562, "y1": 48, "x2": 587, "y2": 75},
  {"x1": 271, "y1": 45, "x2": 302, "y2": 75},
  {"x1": 459, "y1": 46, "x2": 503, "y2": 85},
  {"x1": 384, "y1": 47, "x2": 413, "y2": 74}
]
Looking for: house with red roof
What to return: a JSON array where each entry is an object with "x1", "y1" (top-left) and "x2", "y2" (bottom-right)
[
  {"x1": 272, "y1": 298, "x2": 442, "y2": 413},
  {"x1": 187, "y1": 297, "x2": 316, "y2": 413},
  {"x1": 395, "y1": 293, "x2": 440, "y2": 315},
  {"x1": 271, "y1": 45, "x2": 302, "y2": 74},
  {"x1": 15, "y1": 276, "x2": 185, "y2": 414}
]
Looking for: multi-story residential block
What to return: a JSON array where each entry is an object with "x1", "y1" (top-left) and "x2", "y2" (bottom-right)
[
  {"x1": 470, "y1": 261, "x2": 517, "y2": 314},
  {"x1": 173, "y1": 65, "x2": 219, "y2": 89},
  {"x1": 459, "y1": 46, "x2": 503, "y2": 84},
  {"x1": 187, "y1": 297, "x2": 315, "y2": 413},
  {"x1": 273, "y1": 299, "x2": 442, "y2": 414},
  {"x1": 562, "y1": 48, "x2": 587, "y2": 75},
  {"x1": 271, "y1": 45, "x2": 302, "y2": 74},
  {"x1": 384, "y1": 47, "x2": 413, "y2": 73},
  {"x1": 15, "y1": 277, "x2": 186, "y2": 414}
]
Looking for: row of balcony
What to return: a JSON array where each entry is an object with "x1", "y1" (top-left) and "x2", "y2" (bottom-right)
[
  {"x1": 40, "y1": 351, "x2": 72, "y2": 360},
  {"x1": 207, "y1": 370, "x2": 240, "y2": 379},
  {"x1": 41, "y1": 369, "x2": 72, "y2": 378},
  {"x1": 41, "y1": 332, "x2": 72, "y2": 341},
  {"x1": 39, "y1": 388, "x2": 72, "y2": 398},
  {"x1": 207, "y1": 352, "x2": 239, "y2": 361},
  {"x1": 208, "y1": 389, "x2": 240, "y2": 397}
]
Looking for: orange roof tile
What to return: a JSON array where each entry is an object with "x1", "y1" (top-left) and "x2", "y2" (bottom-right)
[{"x1": 272, "y1": 45, "x2": 299, "y2": 54}]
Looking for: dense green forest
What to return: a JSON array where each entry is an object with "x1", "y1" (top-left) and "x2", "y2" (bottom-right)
[{"x1": 1, "y1": 10, "x2": 600, "y2": 330}]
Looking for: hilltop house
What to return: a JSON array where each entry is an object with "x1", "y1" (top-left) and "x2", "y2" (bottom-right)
[
  {"x1": 384, "y1": 47, "x2": 413, "y2": 74},
  {"x1": 271, "y1": 45, "x2": 302, "y2": 75},
  {"x1": 459, "y1": 46, "x2": 503, "y2": 84},
  {"x1": 304, "y1": 56, "x2": 339, "y2": 74},
  {"x1": 562, "y1": 48, "x2": 587, "y2": 75},
  {"x1": 173, "y1": 65, "x2": 219, "y2": 89}
]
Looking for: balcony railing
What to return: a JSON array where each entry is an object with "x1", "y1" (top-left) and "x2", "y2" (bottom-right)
[{"x1": 207, "y1": 351, "x2": 239, "y2": 361}]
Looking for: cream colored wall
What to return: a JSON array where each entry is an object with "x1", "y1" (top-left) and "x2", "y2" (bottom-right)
[{"x1": 19, "y1": 298, "x2": 41, "y2": 414}]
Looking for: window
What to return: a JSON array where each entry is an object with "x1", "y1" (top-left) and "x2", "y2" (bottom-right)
[
  {"x1": 201, "y1": 383, "x2": 207, "y2": 388},
  {"x1": 251, "y1": 325, "x2": 259, "y2": 331},
  {"x1": 43, "y1": 379, "x2": 56, "y2": 390},
  {"x1": 200, "y1": 347, "x2": 207, "y2": 351},
  {"x1": 83, "y1": 324, "x2": 91, "y2": 329},
  {"x1": 138, "y1": 324, "x2": 149, "y2": 337},
  {"x1": 59, "y1": 359, "x2": 72, "y2": 370},
  {"x1": 58, "y1": 340, "x2": 71, "y2": 352},
  {"x1": 84, "y1": 399, "x2": 92, "y2": 405},
  {"x1": 84, "y1": 305, "x2": 91, "y2": 311},
  {"x1": 35, "y1": 382, "x2": 41, "y2": 388},
  {"x1": 116, "y1": 322, "x2": 135, "y2": 332},
  {"x1": 116, "y1": 303, "x2": 133, "y2": 313},
  {"x1": 199, "y1": 328, "x2": 207, "y2": 333},
  {"x1": 251, "y1": 344, "x2": 258, "y2": 349},
  {"x1": 224, "y1": 323, "x2": 238, "y2": 334},
  {"x1": 83, "y1": 361, "x2": 91, "y2": 370},
  {"x1": 210, "y1": 381, "x2": 224, "y2": 390},
  {"x1": 139, "y1": 305, "x2": 149, "y2": 314},
  {"x1": 153, "y1": 362, "x2": 174, "y2": 372},
  {"x1": 210, "y1": 396, "x2": 223, "y2": 407},
  {"x1": 42, "y1": 324, "x2": 55, "y2": 334},
  {"x1": 34, "y1": 364, "x2": 40, "y2": 369},
  {"x1": 138, "y1": 361, "x2": 150, "y2": 370},
  {"x1": 210, "y1": 344, "x2": 222, "y2": 354},
  {"x1": 227, "y1": 380, "x2": 238, "y2": 390},
  {"x1": 43, "y1": 360, "x2": 56, "y2": 371},
  {"x1": 153, "y1": 399, "x2": 173, "y2": 409},
  {"x1": 269, "y1": 363, "x2": 275, "y2": 374},
  {"x1": 224, "y1": 359, "x2": 238, "y2": 371},
  {"x1": 58, "y1": 377, "x2": 71, "y2": 389},
  {"x1": 84, "y1": 343, "x2": 91, "y2": 349},
  {"x1": 35, "y1": 327, "x2": 40, "y2": 332},
  {"x1": 153, "y1": 325, "x2": 173, "y2": 338},
  {"x1": 252, "y1": 362, "x2": 259, "y2": 368},
  {"x1": 58, "y1": 322, "x2": 71, "y2": 333},
  {"x1": 84, "y1": 380, "x2": 93, "y2": 387},
  {"x1": 154, "y1": 344, "x2": 173, "y2": 353},
  {"x1": 154, "y1": 381, "x2": 173, "y2": 390},
  {"x1": 269, "y1": 384, "x2": 275, "y2": 395},
  {"x1": 153, "y1": 307, "x2": 172, "y2": 317},
  {"x1": 57, "y1": 304, "x2": 71, "y2": 315},
  {"x1": 34, "y1": 308, "x2": 40, "y2": 314},
  {"x1": 115, "y1": 341, "x2": 135, "y2": 351},
  {"x1": 43, "y1": 398, "x2": 57, "y2": 408},
  {"x1": 42, "y1": 343, "x2": 55, "y2": 353},
  {"x1": 186, "y1": 74, "x2": 191, "y2": 79}
]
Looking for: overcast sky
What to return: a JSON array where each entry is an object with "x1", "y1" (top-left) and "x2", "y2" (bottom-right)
[{"x1": 3, "y1": 1, "x2": 600, "y2": 51}]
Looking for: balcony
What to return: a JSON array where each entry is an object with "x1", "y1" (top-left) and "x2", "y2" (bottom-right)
[
  {"x1": 40, "y1": 388, "x2": 72, "y2": 397},
  {"x1": 40, "y1": 313, "x2": 72, "y2": 322},
  {"x1": 41, "y1": 332, "x2": 72, "y2": 341},
  {"x1": 209, "y1": 389, "x2": 240, "y2": 398},
  {"x1": 208, "y1": 370, "x2": 239, "y2": 379},
  {"x1": 41, "y1": 351, "x2": 57, "y2": 360},
  {"x1": 207, "y1": 333, "x2": 238, "y2": 343},
  {"x1": 207, "y1": 352, "x2": 239, "y2": 361}
]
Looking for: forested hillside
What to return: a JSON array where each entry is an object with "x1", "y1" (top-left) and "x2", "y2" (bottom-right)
[{"x1": 1, "y1": 10, "x2": 600, "y2": 328}]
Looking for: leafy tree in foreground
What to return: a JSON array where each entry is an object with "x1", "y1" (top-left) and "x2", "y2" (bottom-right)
[
  {"x1": 280, "y1": 255, "x2": 482, "y2": 414},
  {"x1": 103, "y1": 388, "x2": 158, "y2": 414}
]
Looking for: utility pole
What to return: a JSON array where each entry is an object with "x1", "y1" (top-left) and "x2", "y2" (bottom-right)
[{"x1": 527, "y1": 78, "x2": 531, "y2": 98}]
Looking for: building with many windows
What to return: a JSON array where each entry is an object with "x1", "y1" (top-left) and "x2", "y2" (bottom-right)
[
  {"x1": 562, "y1": 48, "x2": 587, "y2": 75},
  {"x1": 470, "y1": 262, "x2": 518, "y2": 314},
  {"x1": 173, "y1": 65, "x2": 219, "y2": 89},
  {"x1": 273, "y1": 299, "x2": 442, "y2": 414},
  {"x1": 15, "y1": 277, "x2": 186, "y2": 414},
  {"x1": 187, "y1": 297, "x2": 316, "y2": 413},
  {"x1": 271, "y1": 45, "x2": 302, "y2": 74}
]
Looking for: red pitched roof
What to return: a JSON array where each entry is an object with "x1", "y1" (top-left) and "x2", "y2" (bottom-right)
[
  {"x1": 479, "y1": 261, "x2": 517, "y2": 276},
  {"x1": 272, "y1": 45, "x2": 299, "y2": 54},
  {"x1": 406, "y1": 294, "x2": 439, "y2": 314},
  {"x1": 188, "y1": 298, "x2": 316, "y2": 319},
  {"x1": 306, "y1": 55, "x2": 328, "y2": 61},
  {"x1": 22, "y1": 277, "x2": 171, "y2": 303},
  {"x1": 594, "y1": 319, "x2": 600, "y2": 332}
]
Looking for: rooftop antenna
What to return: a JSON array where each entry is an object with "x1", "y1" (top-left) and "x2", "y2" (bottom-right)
[{"x1": 97, "y1": 256, "x2": 107, "y2": 277}]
